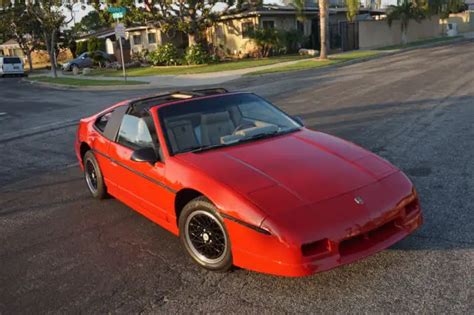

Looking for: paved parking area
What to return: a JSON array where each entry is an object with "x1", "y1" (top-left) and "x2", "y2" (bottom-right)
[{"x1": 0, "y1": 41, "x2": 473, "y2": 313}]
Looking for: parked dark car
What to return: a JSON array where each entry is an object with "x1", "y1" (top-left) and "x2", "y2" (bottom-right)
[{"x1": 62, "y1": 51, "x2": 115, "y2": 72}]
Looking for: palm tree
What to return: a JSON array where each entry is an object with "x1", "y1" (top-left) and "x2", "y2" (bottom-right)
[
  {"x1": 292, "y1": 0, "x2": 329, "y2": 59},
  {"x1": 386, "y1": 0, "x2": 426, "y2": 45},
  {"x1": 318, "y1": 0, "x2": 328, "y2": 59}
]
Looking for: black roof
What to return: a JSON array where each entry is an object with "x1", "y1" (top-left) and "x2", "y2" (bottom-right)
[{"x1": 129, "y1": 88, "x2": 230, "y2": 113}]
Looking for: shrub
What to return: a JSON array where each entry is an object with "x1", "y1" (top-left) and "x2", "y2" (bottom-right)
[
  {"x1": 87, "y1": 36, "x2": 105, "y2": 53},
  {"x1": 131, "y1": 49, "x2": 149, "y2": 63},
  {"x1": 281, "y1": 30, "x2": 306, "y2": 54},
  {"x1": 184, "y1": 44, "x2": 210, "y2": 65},
  {"x1": 148, "y1": 43, "x2": 179, "y2": 66},
  {"x1": 76, "y1": 41, "x2": 88, "y2": 56},
  {"x1": 247, "y1": 27, "x2": 283, "y2": 57}
]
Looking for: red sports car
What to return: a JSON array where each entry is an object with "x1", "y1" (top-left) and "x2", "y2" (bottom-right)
[{"x1": 75, "y1": 89, "x2": 423, "y2": 277}]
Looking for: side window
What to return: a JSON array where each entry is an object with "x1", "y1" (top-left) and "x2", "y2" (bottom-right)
[
  {"x1": 95, "y1": 111, "x2": 114, "y2": 132},
  {"x1": 117, "y1": 114, "x2": 154, "y2": 150}
]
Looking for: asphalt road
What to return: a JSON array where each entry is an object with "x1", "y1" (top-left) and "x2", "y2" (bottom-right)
[{"x1": 0, "y1": 41, "x2": 473, "y2": 313}]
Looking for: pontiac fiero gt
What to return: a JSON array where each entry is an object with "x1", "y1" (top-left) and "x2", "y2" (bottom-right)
[{"x1": 75, "y1": 89, "x2": 423, "y2": 277}]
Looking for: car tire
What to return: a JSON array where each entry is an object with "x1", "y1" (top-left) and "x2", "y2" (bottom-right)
[
  {"x1": 83, "y1": 150, "x2": 107, "y2": 199},
  {"x1": 179, "y1": 197, "x2": 233, "y2": 272},
  {"x1": 71, "y1": 64, "x2": 80, "y2": 75}
]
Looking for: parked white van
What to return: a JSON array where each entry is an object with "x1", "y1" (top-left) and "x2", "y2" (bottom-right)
[{"x1": 0, "y1": 56, "x2": 25, "y2": 77}]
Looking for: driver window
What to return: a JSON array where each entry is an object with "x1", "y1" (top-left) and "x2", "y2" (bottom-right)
[{"x1": 117, "y1": 114, "x2": 154, "y2": 151}]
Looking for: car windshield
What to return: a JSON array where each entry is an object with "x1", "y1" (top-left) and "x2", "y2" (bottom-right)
[{"x1": 158, "y1": 93, "x2": 301, "y2": 155}]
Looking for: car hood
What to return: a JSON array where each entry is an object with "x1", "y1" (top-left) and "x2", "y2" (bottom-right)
[{"x1": 177, "y1": 129, "x2": 397, "y2": 209}]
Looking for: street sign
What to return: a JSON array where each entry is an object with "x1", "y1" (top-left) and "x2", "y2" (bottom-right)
[
  {"x1": 108, "y1": 6, "x2": 126, "y2": 14},
  {"x1": 112, "y1": 12, "x2": 124, "y2": 19},
  {"x1": 113, "y1": 22, "x2": 127, "y2": 82},
  {"x1": 114, "y1": 23, "x2": 126, "y2": 39}
]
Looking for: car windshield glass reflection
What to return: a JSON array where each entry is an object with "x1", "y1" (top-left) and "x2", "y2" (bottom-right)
[{"x1": 158, "y1": 93, "x2": 301, "y2": 155}]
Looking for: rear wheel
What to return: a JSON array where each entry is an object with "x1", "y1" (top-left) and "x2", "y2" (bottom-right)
[
  {"x1": 71, "y1": 64, "x2": 80, "y2": 75},
  {"x1": 179, "y1": 197, "x2": 233, "y2": 272},
  {"x1": 83, "y1": 151, "x2": 107, "y2": 199}
]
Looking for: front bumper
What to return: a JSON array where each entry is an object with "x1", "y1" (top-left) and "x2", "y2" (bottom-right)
[
  {"x1": 226, "y1": 172, "x2": 423, "y2": 277},
  {"x1": 228, "y1": 210, "x2": 422, "y2": 277}
]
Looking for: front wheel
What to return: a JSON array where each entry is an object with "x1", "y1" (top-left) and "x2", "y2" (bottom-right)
[
  {"x1": 83, "y1": 151, "x2": 107, "y2": 199},
  {"x1": 179, "y1": 197, "x2": 233, "y2": 272}
]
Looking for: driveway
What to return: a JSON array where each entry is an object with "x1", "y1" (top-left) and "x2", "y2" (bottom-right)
[{"x1": 0, "y1": 40, "x2": 473, "y2": 313}]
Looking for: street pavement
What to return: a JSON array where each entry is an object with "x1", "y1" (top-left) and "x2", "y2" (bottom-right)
[{"x1": 0, "y1": 40, "x2": 473, "y2": 313}]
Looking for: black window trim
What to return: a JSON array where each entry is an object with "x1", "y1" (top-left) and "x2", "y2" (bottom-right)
[{"x1": 93, "y1": 110, "x2": 114, "y2": 134}]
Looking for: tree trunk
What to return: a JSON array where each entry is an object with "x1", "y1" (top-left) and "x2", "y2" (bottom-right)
[
  {"x1": 27, "y1": 50, "x2": 33, "y2": 73},
  {"x1": 50, "y1": 30, "x2": 57, "y2": 78},
  {"x1": 188, "y1": 33, "x2": 198, "y2": 46},
  {"x1": 401, "y1": 26, "x2": 408, "y2": 46},
  {"x1": 43, "y1": 31, "x2": 57, "y2": 78},
  {"x1": 319, "y1": 0, "x2": 329, "y2": 60}
]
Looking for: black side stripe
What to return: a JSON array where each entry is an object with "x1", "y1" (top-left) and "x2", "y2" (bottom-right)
[
  {"x1": 220, "y1": 213, "x2": 271, "y2": 235},
  {"x1": 92, "y1": 149, "x2": 269, "y2": 235},
  {"x1": 92, "y1": 149, "x2": 177, "y2": 194}
]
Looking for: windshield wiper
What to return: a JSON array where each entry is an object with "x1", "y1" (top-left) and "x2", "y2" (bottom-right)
[
  {"x1": 179, "y1": 128, "x2": 301, "y2": 154},
  {"x1": 236, "y1": 127, "x2": 301, "y2": 144},
  {"x1": 183, "y1": 143, "x2": 228, "y2": 154}
]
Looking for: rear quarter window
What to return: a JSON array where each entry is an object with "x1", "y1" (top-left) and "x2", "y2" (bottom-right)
[
  {"x1": 94, "y1": 111, "x2": 114, "y2": 132},
  {"x1": 4, "y1": 57, "x2": 21, "y2": 64}
]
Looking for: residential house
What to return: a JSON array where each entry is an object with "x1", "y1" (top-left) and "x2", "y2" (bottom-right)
[
  {"x1": 0, "y1": 40, "x2": 23, "y2": 57},
  {"x1": 77, "y1": 25, "x2": 187, "y2": 62},
  {"x1": 207, "y1": 3, "x2": 381, "y2": 57}
]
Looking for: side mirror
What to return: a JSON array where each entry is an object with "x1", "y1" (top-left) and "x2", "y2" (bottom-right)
[
  {"x1": 131, "y1": 147, "x2": 158, "y2": 164},
  {"x1": 293, "y1": 116, "x2": 304, "y2": 126}
]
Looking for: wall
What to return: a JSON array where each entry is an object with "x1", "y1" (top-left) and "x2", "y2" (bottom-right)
[
  {"x1": 128, "y1": 29, "x2": 159, "y2": 53},
  {"x1": 440, "y1": 11, "x2": 474, "y2": 34},
  {"x1": 207, "y1": 17, "x2": 259, "y2": 58},
  {"x1": 359, "y1": 16, "x2": 442, "y2": 49}
]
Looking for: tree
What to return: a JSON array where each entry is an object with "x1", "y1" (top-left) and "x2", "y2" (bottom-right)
[
  {"x1": 386, "y1": 0, "x2": 426, "y2": 45},
  {"x1": 27, "y1": 0, "x2": 72, "y2": 78},
  {"x1": 345, "y1": 0, "x2": 359, "y2": 22},
  {"x1": 0, "y1": 1, "x2": 42, "y2": 72},
  {"x1": 75, "y1": 10, "x2": 111, "y2": 34},
  {"x1": 98, "y1": 0, "x2": 258, "y2": 47},
  {"x1": 293, "y1": 0, "x2": 329, "y2": 59}
]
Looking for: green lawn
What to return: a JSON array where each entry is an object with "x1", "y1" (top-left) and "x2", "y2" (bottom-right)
[
  {"x1": 249, "y1": 50, "x2": 381, "y2": 75},
  {"x1": 28, "y1": 76, "x2": 148, "y2": 86},
  {"x1": 377, "y1": 36, "x2": 463, "y2": 51},
  {"x1": 89, "y1": 55, "x2": 310, "y2": 77}
]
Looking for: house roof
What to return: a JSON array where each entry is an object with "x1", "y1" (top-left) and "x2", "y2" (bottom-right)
[
  {"x1": 218, "y1": 3, "x2": 319, "y2": 20},
  {"x1": 77, "y1": 25, "x2": 159, "y2": 41},
  {"x1": 0, "y1": 39, "x2": 20, "y2": 48}
]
